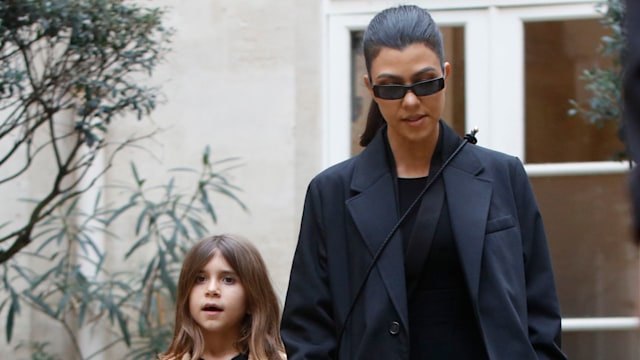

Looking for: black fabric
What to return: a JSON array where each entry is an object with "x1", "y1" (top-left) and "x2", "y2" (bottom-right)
[
  {"x1": 408, "y1": 199, "x2": 488, "y2": 359},
  {"x1": 394, "y1": 121, "x2": 444, "y2": 255},
  {"x1": 280, "y1": 120, "x2": 566, "y2": 360},
  {"x1": 625, "y1": 0, "x2": 640, "y2": 241},
  {"x1": 397, "y1": 176, "x2": 428, "y2": 252},
  {"x1": 400, "y1": 174, "x2": 443, "y2": 299},
  {"x1": 392, "y1": 125, "x2": 487, "y2": 359},
  {"x1": 199, "y1": 354, "x2": 248, "y2": 360}
]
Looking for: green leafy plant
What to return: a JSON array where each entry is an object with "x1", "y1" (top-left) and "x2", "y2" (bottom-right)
[
  {"x1": 0, "y1": 0, "x2": 172, "y2": 263},
  {"x1": 2, "y1": 148, "x2": 246, "y2": 359},
  {"x1": 14, "y1": 341, "x2": 62, "y2": 360},
  {"x1": 0, "y1": 1, "x2": 248, "y2": 359},
  {"x1": 568, "y1": 0, "x2": 626, "y2": 156}
]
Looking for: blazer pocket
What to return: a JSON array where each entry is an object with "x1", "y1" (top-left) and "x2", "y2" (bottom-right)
[{"x1": 485, "y1": 215, "x2": 515, "y2": 234}]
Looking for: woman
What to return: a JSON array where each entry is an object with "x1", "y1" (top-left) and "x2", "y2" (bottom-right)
[{"x1": 281, "y1": 5, "x2": 566, "y2": 360}]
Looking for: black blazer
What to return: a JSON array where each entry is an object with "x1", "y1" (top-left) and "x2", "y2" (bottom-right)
[
  {"x1": 281, "y1": 122, "x2": 566, "y2": 359},
  {"x1": 625, "y1": 0, "x2": 640, "y2": 240}
]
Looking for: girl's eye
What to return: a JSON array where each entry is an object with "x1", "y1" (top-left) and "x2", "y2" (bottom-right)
[
  {"x1": 222, "y1": 276, "x2": 236, "y2": 285},
  {"x1": 195, "y1": 275, "x2": 206, "y2": 284}
]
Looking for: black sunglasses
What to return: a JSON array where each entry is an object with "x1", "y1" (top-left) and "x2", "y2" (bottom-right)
[{"x1": 372, "y1": 77, "x2": 445, "y2": 100}]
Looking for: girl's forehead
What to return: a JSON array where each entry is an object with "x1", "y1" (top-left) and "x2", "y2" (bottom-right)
[{"x1": 199, "y1": 250, "x2": 235, "y2": 272}]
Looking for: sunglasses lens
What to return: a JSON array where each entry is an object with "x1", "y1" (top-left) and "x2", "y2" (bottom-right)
[
  {"x1": 373, "y1": 78, "x2": 444, "y2": 99},
  {"x1": 374, "y1": 85, "x2": 406, "y2": 100},
  {"x1": 413, "y1": 78, "x2": 444, "y2": 96}
]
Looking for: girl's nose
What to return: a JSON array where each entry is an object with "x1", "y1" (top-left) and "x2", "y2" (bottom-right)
[{"x1": 206, "y1": 281, "x2": 220, "y2": 296}]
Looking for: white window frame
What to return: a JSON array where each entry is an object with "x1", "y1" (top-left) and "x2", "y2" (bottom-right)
[
  {"x1": 323, "y1": 0, "x2": 638, "y2": 334},
  {"x1": 324, "y1": 9, "x2": 490, "y2": 167}
]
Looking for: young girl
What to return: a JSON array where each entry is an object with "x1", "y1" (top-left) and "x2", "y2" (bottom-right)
[{"x1": 161, "y1": 234, "x2": 285, "y2": 360}]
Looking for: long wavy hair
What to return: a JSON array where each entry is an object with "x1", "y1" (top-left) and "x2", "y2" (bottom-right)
[
  {"x1": 360, "y1": 5, "x2": 445, "y2": 146},
  {"x1": 160, "y1": 234, "x2": 284, "y2": 360}
]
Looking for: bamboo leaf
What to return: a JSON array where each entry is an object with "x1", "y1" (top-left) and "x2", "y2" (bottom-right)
[
  {"x1": 166, "y1": 177, "x2": 175, "y2": 197},
  {"x1": 78, "y1": 298, "x2": 88, "y2": 326},
  {"x1": 125, "y1": 234, "x2": 150, "y2": 259},
  {"x1": 159, "y1": 255, "x2": 176, "y2": 300},
  {"x1": 30, "y1": 265, "x2": 60, "y2": 289},
  {"x1": 65, "y1": 197, "x2": 81, "y2": 216},
  {"x1": 135, "y1": 206, "x2": 149, "y2": 235},
  {"x1": 199, "y1": 188, "x2": 217, "y2": 223},
  {"x1": 93, "y1": 189, "x2": 103, "y2": 212},
  {"x1": 141, "y1": 257, "x2": 157, "y2": 286},
  {"x1": 10, "y1": 264, "x2": 34, "y2": 285},
  {"x1": 210, "y1": 184, "x2": 247, "y2": 211},
  {"x1": 55, "y1": 291, "x2": 72, "y2": 317},
  {"x1": 131, "y1": 162, "x2": 145, "y2": 187},
  {"x1": 188, "y1": 217, "x2": 206, "y2": 238},
  {"x1": 211, "y1": 156, "x2": 243, "y2": 166},
  {"x1": 170, "y1": 212, "x2": 188, "y2": 237},
  {"x1": 168, "y1": 167, "x2": 198, "y2": 173},
  {"x1": 84, "y1": 235, "x2": 103, "y2": 261},
  {"x1": 0, "y1": 298, "x2": 7, "y2": 313},
  {"x1": 105, "y1": 202, "x2": 137, "y2": 225},
  {"x1": 35, "y1": 229, "x2": 65, "y2": 253},
  {"x1": 202, "y1": 145, "x2": 210, "y2": 165},
  {"x1": 23, "y1": 292, "x2": 56, "y2": 317},
  {"x1": 116, "y1": 306, "x2": 131, "y2": 346},
  {"x1": 95, "y1": 252, "x2": 106, "y2": 273},
  {"x1": 5, "y1": 292, "x2": 19, "y2": 342},
  {"x1": 164, "y1": 233, "x2": 180, "y2": 262}
]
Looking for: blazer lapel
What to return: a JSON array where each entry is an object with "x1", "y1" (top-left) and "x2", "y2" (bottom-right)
[
  {"x1": 344, "y1": 121, "x2": 493, "y2": 332},
  {"x1": 442, "y1": 131, "x2": 492, "y2": 309},
  {"x1": 346, "y1": 129, "x2": 409, "y2": 331},
  {"x1": 404, "y1": 176, "x2": 444, "y2": 298},
  {"x1": 404, "y1": 129, "x2": 447, "y2": 297}
]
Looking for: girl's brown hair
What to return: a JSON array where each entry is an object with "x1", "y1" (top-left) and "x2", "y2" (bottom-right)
[{"x1": 161, "y1": 234, "x2": 284, "y2": 360}]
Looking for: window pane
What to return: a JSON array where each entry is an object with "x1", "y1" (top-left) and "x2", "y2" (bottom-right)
[
  {"x1": 531, "y1": 173, "x2": 638, "y2": 317},
  {"x1": 524, "y1": 19, "x2": 624, "y2": 163},
  {"x1": 350, "y1": 27, "x2": 466, "y2": 156},
  {"x1": 531, "y1": 173, "x2": 639, "y2": 359},
  {"x1": 563, "y1": 331, "x2": 640, "y2": 360}
]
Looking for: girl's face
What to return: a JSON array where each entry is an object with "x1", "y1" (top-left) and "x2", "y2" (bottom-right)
[
  {"x1": 189, "y1": 250, "x2": 248, "y2": 338},
  {"x1": 365, "y1": 43, "x2": 450, "y2": 146}
]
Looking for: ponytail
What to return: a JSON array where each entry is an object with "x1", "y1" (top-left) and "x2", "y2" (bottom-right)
[{"x1": 359, "y1": 99, "x2": 386, "y2": 147}]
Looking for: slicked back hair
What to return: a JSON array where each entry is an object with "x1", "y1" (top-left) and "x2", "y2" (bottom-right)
[{"x1": 360, "y1": 5, "x2": 445, "y2": 147}]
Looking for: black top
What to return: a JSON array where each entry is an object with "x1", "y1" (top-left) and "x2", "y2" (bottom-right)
[
  {"x1": 397, "y1": 176, "x2": 428, "y2": 252},
  {"x1": 398, "y1": 180, "x2": 488, "y2": 359},
  {"x1": 199, "y1": 354, "x2": 247, "y2": 360},
  {"x1": 394, "y1": 130, "x2": 488, "y2": 360}
]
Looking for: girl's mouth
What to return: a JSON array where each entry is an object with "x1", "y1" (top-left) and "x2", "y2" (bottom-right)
[{"x1": 202, "y1": 304, "x2": 222, "y2": 312}]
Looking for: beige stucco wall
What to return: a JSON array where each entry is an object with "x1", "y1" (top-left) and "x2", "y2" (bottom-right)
[
  {"x1": 119, "y1": 0, "x2": 323, "y2": 299},
  {"x1": 0, "y1": 0, "x2": 322, "y2": 357}
]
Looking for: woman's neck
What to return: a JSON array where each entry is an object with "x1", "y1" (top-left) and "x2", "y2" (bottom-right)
[{"x1": 388, "y1": 130, "x2": 439, "y2": 178}]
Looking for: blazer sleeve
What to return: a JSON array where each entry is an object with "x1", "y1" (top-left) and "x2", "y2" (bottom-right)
[
  {"x1": 281, "y1": 181, "x2": 337, "y2": 360},
  {"x1": 511, "y1": 158, "x2": 567, "y2": 360},
  {"x1": 624, "y1": 0, "x2": 640, "y2": 241}
]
